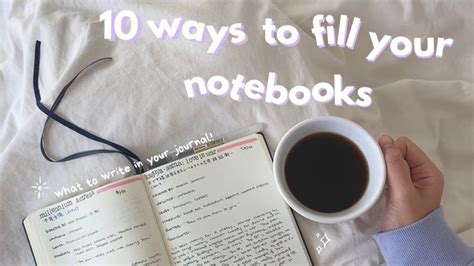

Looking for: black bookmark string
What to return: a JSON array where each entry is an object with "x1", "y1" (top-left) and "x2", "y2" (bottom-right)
[{"x1": 33, "y1": 40, "x2": 144, "y2": 174}]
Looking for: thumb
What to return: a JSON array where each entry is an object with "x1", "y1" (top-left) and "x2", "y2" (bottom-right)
[{"x1": 379, "y1": 135, "x2": 414, "y2": 193}]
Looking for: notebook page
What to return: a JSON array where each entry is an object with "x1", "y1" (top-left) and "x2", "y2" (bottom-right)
[
  {"x1": 145, "y1": 134, "x2": 311, "y2": 264},
  {"x1": 23, "y1": 176, "x2": 171, "y2": 265}
]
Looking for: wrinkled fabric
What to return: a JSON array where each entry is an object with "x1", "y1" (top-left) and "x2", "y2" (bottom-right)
[{"x1": 1, "y1": 0, "x2": 472, "y2": 265}]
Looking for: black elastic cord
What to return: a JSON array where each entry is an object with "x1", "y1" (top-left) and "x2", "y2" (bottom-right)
[{"x1": 33, "y1": 40, "x2": 144, "y2": 174}]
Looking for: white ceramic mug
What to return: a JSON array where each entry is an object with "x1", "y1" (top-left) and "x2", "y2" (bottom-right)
[{"x1": 273, "y1": 116, "x2": 386, "y2": 224}]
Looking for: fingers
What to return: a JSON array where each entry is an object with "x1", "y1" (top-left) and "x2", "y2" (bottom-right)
[
  {"x1": 394, "y1": 136, "x2": 443, "y2": 186},
  {"x1": 394, "y1": 137, "x2": 437, "y2": 170},
  {"x1": 379, "y1": 135, "x2": 414, "y2": 192}
]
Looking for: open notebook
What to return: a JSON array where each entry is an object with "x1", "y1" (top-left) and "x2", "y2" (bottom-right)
[{"x1": 23, "y1": 133, "x2": 311, "y2": 264}]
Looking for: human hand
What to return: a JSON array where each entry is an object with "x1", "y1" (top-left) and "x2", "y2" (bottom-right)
[{"x1": 378, "y1": 135, "x2": 444, "y2": 231}]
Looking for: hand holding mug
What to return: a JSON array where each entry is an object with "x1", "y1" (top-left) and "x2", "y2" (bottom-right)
[{"x1": 378, "y1": 135, "x2": 444, "y2": 231}]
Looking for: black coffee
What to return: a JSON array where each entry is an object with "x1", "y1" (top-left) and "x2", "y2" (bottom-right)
[{"x1": 284, "y1": 132, "x2": 368, "y2": 213}]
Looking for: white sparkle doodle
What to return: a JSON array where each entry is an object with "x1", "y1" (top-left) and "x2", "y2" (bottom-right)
[
  {"x1": 316, "y1": 245, "x2": 323, "y2": 254},
  {"x1": 320, "y1": 234, "x2": 330, "y2": 247},
  {"x1": 31, "y1": 176, "x2": 49, "y2": 199},
  {"x1": 315, "y1": 231, "x2": 330, "y2": 255}
]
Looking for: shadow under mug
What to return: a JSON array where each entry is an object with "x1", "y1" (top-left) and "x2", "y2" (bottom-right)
[{"x1": 273, "y1": 116, "x2": 386, "y2": 224}]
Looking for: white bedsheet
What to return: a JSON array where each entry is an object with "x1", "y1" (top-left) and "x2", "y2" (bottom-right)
[{"x1": 1, "y1": 0, "x2": 472, "y2": 264}]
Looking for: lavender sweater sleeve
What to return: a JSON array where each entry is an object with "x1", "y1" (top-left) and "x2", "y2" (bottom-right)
[{"x1": 373, "y1": 207, "x2": 474, "y2": 265}]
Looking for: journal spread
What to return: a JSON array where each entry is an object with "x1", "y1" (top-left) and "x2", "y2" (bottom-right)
[{"x1": 23, "y1": 133, "x2": 311, "y2": 264}]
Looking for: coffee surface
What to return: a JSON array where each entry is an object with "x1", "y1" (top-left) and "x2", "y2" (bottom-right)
[{"x1": 284, "y1": 132, "x2": 368, "y2": 213}]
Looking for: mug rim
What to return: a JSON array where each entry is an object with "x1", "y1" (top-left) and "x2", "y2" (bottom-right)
[{"x1": 273, "y1": 116, "x2": 386, "y2": 224}]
